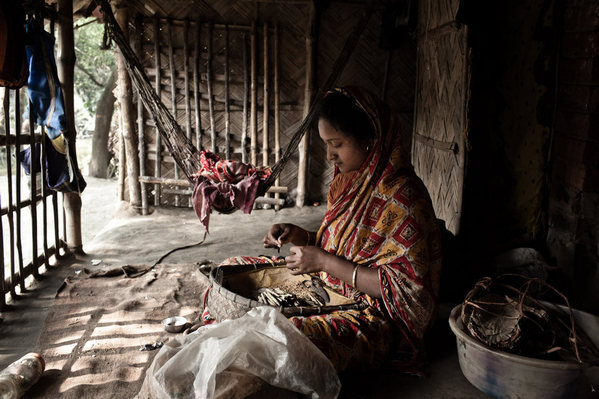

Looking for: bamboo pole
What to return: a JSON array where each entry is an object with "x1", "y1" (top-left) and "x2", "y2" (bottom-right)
[
  {"x1": 135, "y1": 15, "x2": 148, "y2": 215},
  {"x1": 184, "y1": 19, "x2": 192, "y2": 142},
  {"x1": 263, "y1": 22, "x2": 269, "y2": 168},
  {"x1": 52, "y1": 192, "x2": 60, "y2": 258},
  {"x1": 3, "y1": 90, "x2": 19, "y2": 292},
  {"x1": 118, "y1": 108, "x2": 126, "y2": 201},
  {"x1": 40, "y1": 126, "x2": 49, "y2": 269},
  {"x1": 274, "y1": 24, "x2": 281, "y2": 210},
  {"x1": 116, "y1": 3, "x2": 141, "y2": 208},
  {"x1": 296, "y1": 0, "x2": 317, "y2": 207},
  {"x1": 167, "y1": 18, "x2": 180, "y2": 207},
  {"x1": 224, "y1": 25, "x2": 231, "y2": 159},
  {"x1": 28, "y1": 100, "x2": 38, "y2": 279},
  {"x1": 207, "y1": 23, "x2": 216, "y2": 154},
  {"x1": 242, "y1": 33, "x2": 249, "y2": 163},
  {"x1": 184, "y1": 19, "x2": 192, "y2": 206},
  {"x1": 193, "y1": 19, "x2": 202, "y2": 150},
  {"x1": 57, "y1": 0, "x2": 83, "y2": 252},
  {"x1": 250, "y1": 22, "x2": 257, "y2": 166},
  {"x1": 14, "y1": 90, "x2": 25, "y2": 271},
  {"x1": 153, "y1": 14, "x2": 162, "y2": 206},
  {"x1": 263, "y1": 23, "x2": 270, "y2": 209}
]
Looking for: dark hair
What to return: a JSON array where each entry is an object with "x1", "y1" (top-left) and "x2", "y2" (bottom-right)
[{"x1": 315, "y1": 91, "x2": 375, "y2": 143}]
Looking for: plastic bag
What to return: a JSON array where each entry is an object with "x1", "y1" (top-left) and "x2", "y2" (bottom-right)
[{"x1": 137, "y1": 307, "x2": 341, "y2": 399}]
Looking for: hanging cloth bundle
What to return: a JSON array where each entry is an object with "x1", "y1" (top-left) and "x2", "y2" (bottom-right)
[
  {"x1": 95, "y1": 0, "x2": 371, "y2": 212},
  {"x1": 19, "y1": 18, "x2": 86, "y2": 193}
]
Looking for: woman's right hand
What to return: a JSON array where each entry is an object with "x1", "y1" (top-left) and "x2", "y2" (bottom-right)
[{"x1": 263, "y1": 223, "x2": 306, "y2": 248}]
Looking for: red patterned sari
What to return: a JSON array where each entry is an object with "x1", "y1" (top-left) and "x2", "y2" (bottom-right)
[{"x1": 288, "y1": 87, "x2": 442, "y2": 372}]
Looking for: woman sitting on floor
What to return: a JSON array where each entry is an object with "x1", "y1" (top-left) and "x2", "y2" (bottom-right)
[{"x1": 261, "y1": 86, "x2": 442, "y2": 373}]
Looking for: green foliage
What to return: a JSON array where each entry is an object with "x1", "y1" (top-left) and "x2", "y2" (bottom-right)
[{"x1": 74, "y1": 18, "x2": 115, "y2": 135}]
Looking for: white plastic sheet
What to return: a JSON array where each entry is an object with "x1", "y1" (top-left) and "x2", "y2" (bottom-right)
[{"x1": 137, "y1": 307, "x2": 341, "y2": 399}]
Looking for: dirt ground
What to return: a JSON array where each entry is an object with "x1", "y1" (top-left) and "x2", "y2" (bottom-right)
[{"x1": 0, "y1": 176, "x2": 488, "y2": 398}]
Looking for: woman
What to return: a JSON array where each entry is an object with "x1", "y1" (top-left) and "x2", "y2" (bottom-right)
[{"x1": 263, "y1": 87, "x2": 442, "y2": 372}]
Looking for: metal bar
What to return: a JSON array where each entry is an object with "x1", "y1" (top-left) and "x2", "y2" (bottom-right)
[
  {"x1": 167, "y1": 18, "x2": 180, "y2": 207},
  {"x1": 153, "y1": 14, "x2": 162, "y2": 206}
]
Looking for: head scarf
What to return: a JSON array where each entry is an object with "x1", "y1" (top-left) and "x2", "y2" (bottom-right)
[{"x1": 316, "y1": 86, "x2": 442, "y2": 347}]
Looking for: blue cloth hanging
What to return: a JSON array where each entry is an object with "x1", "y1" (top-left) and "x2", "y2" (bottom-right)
[{"x1": 20, "y1": 18, "x2": 86, "y2": 193}]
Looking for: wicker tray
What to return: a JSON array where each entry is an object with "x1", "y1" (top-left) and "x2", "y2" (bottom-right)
[{"x1": 206, "y1": 263, "x2": 366, "y2": 322}]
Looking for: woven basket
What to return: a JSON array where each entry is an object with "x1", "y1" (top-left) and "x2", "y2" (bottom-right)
[{"x1": 206, "y1": 263, "x2": 367, "y2": 322}]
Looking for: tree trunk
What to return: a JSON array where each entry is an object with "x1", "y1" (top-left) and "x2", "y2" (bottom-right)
[{"x1": 88, "y1": 67, "x2": 116, "y2": 178}]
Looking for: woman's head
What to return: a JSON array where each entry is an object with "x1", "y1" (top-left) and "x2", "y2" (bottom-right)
[{"x1": 316, "y1": 90, "x2": 375, "y2": 173}]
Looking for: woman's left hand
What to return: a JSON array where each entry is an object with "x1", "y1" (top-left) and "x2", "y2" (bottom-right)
[{"x1": 285, "y1": 245, "x2": 329, "y2": 275}]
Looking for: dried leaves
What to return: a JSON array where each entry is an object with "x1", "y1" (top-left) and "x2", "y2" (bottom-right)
[{"x1": 461, "y1": 275, "x2": 599, "y2": 365}]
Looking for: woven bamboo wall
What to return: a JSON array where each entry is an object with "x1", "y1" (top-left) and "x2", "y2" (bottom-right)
[
  {"x1": 412, "y1": 0, "x2": 468, "y2": 234},
  {"x1": 122, "y1": 0, "x2": 416, "y2": 207},
  {"x1": 131, "y1": 2, "x2": 308, "y2": 207},
  {"x1": 308, "y1": 3, "x2": 417, "y2": 202}
]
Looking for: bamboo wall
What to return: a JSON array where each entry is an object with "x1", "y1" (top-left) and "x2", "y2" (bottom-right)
[
  {"x1": 412, "y1": 0, "x2": 467, "y2": 235},
  {"x1": 124, "y1": 1, "x2": 416, "y2": 209}
]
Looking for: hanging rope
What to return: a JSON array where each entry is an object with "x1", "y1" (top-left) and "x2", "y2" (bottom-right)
[{"x1": 95, "y1": 0, "x2": 371, "y2": 195}]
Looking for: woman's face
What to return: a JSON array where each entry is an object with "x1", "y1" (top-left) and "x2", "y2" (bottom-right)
[{"x1": 318, "y1": 118, "x2": 369, "y2": 173}]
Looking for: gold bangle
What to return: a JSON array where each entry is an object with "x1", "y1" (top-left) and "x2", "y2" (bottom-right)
[{"x1": 352, "y1": 264, "x2": 359, "y2": 288}]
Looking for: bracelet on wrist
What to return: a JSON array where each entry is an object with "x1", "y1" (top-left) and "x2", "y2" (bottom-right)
[{"x1": 352, "y1": 264, "x2": 359, "y2": 288}]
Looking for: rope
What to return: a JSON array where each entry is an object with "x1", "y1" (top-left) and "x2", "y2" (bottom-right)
[{"x1": 95, "y1": 0, "x2": 371, "y2": 195}]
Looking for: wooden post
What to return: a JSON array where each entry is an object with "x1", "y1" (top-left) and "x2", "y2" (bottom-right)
[
  {"x1": 296, "y1": 0, "x2": 317, "y2": 207},
  {"x1": 242, "y1": 32, "x2": 249, "y2": 163},
  {"x1": 224, "y1": 25, "x2": 231, "y2": 159},
  {"x1": 193, "y1": 19, "x2": 202, "y2": 150},
  {"x1": 167, "y1": 18, "x2": 180, "y2": 206},
  {"x1": 250, "y1": 22, "x2": 257, "y2": 166},
  {"x1": 274, "y1": 24, "x2": 281, "y2": 210},
  {"x1": 153, "y1": 14, "x2": 162, "y2": 206},
  {"x1": 57, "y1": 0, "x2": 83, "y2": 252},
  {"x1": 135, "y1": 15, "x2": 148, "y2": 215},
  {"x1": 207, "y1": 23, "x2": 216, "y2": 154}
]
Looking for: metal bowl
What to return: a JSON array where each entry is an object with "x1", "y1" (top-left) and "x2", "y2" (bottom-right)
[
  {"x1": 448, "y1": 304, "x2": 599, "y2": 399},
  {"x1": 161, "y1": 316, "x2": 189, "y2": 333}
]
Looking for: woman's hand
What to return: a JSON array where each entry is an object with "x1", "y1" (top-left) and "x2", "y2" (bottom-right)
[
  {"x1": 285, "y1": 245, "x2": 329, "y2": 275},
  {"x1": 263, "y1": 223, "x2": 311, "y2": 248}
]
